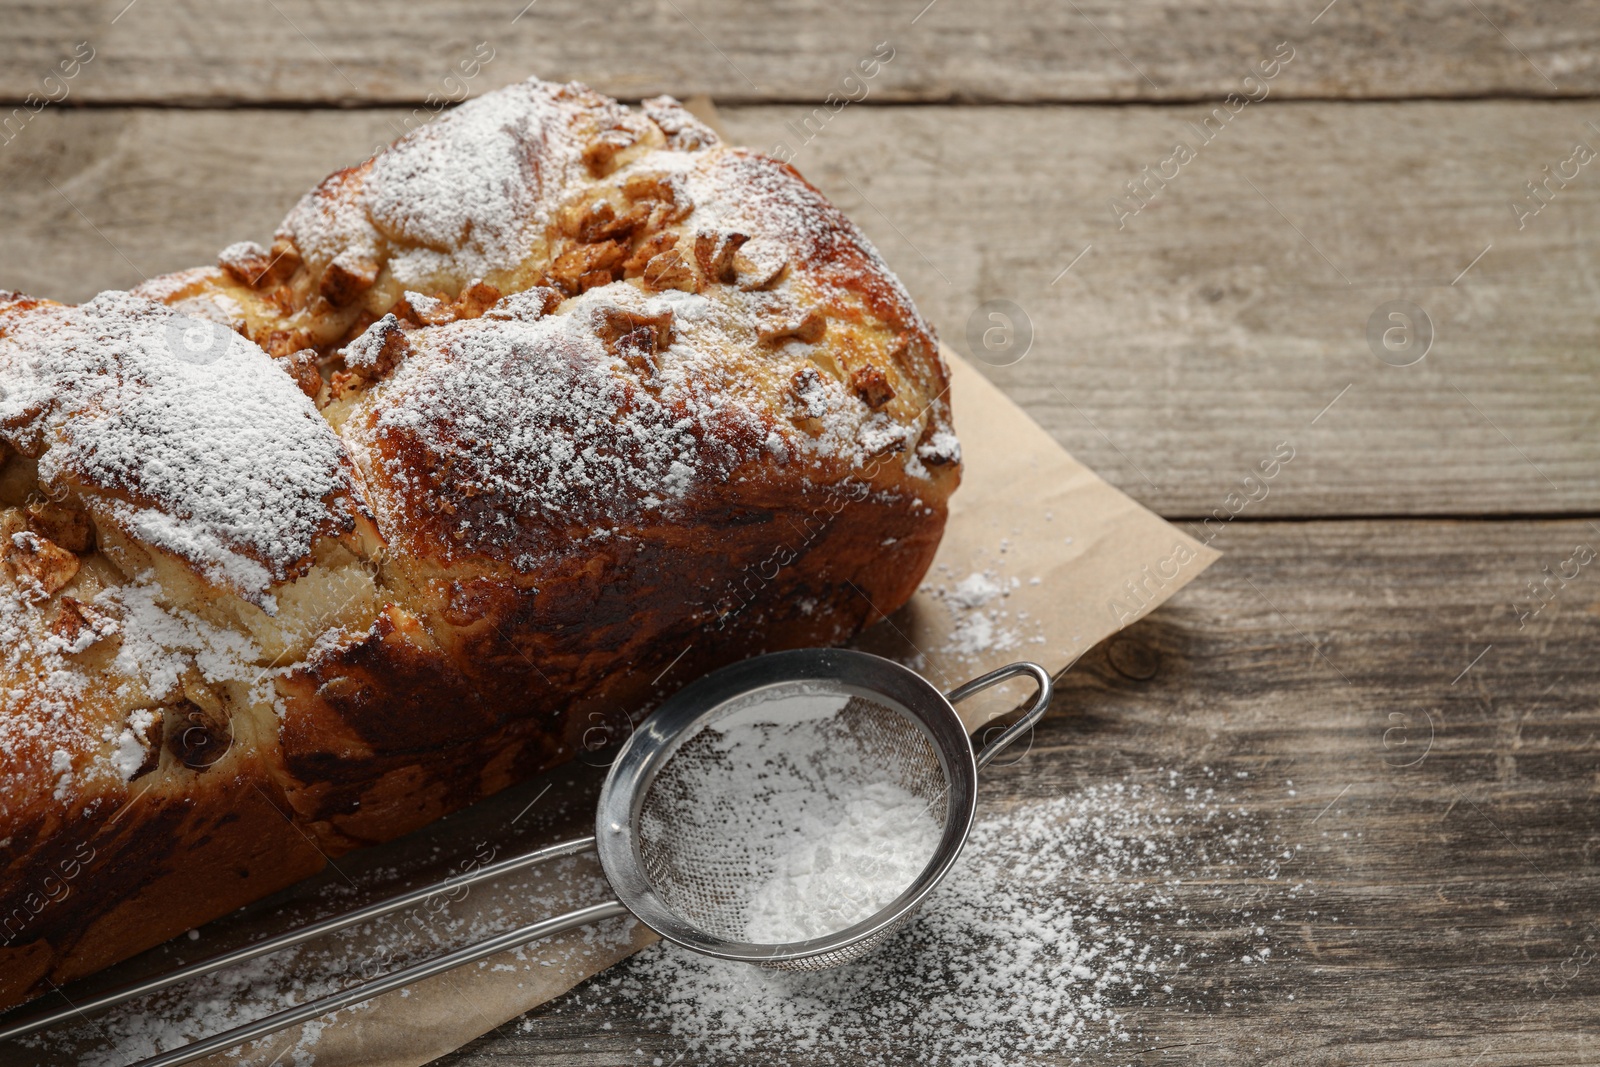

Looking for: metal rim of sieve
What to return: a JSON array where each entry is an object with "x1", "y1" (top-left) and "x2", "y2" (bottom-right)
[{"x1": 594, "y1": 648, "x2": 1052, "y2": 969}]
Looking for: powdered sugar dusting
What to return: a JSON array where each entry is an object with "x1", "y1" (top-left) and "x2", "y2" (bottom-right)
[
  {"x1": 0, "y1": 292, "x2": 352, "y2": 603},
  {"x1": 282, "y1": 80, "x2": 635, "y2": 290},
  {"x1": 343, "y1": 288, "x2": 770, "y2": 566}
]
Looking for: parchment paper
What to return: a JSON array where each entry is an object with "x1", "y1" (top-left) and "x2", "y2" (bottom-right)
[{"x1": 11, "y1": 348, "x2": 1214, "y2": 1067}]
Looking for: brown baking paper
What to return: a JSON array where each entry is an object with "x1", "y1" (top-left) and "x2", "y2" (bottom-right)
[{"x1": 9, "y1": 349, "x2": 1215, "y2": 1067}]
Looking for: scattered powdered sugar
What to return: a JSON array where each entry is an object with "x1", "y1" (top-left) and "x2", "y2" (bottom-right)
[
  {"x1": 0, "y1": 292, "x2": 352, "y2": 605},
  {"x1": 922, "y1": 569, "x2": 1034, "y2": 658},
  {"x1": 570, "y1": 773, "x2": 1309, "y2": 1066}
]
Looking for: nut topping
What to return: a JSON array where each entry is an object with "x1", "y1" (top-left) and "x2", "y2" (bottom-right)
[
  {"x1": 850, "y1": 364, "x2": 895, "y2": 409},
  {"x1": 5, "y1": 529, "x2": 78, "y2": 597},
  {"x1": 319, "y1": 251, "x2": 379, "y2": 307}
]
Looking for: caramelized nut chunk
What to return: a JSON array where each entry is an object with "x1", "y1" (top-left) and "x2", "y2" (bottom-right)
[
  {"x1": 850, "y1": 364, "x2": 895, "y2": 409},
  {"x1": 641, "y1": 95, "x2": 720, "y2": 151},
  {"x1": 394, "y1": 290, "x2": 452, "y2": 326},
  {"x1": 6, "y1": 530, "x2": 78, "y2": 597},
  {"x1": 25, "y1": 499, "x2": 92, "y2": 553},
  {"x1": 582, "y1": 126, "x2": 640, "y2": 176},
  {"x1": 621, "y1": 173, "x2": 693, "y2": 225},
  {"x1": 733, "y1": 243, "x2": 788, "y2": 291},
  {"x1": 548, "y1": 241, "x2": 628, "y2": 294},
  {"x1": 693, "y1": 230, "x2": 750, "y2": 285},
  {"x1": 623, "y1": 232, "x2": 680, "y2": 276},
  {"x1": 51, "y1": 595, "x2": 118, "y2": 650},
  {"x1": 262, "y1": 238, "x2": 303, "y2": 286},
  {"x1": 915, "y1": 424, "x2": 961, "y2": 467},
  {"x1": 789, "y1": 365, "x2": 829, "y2": 418},
  {"x1": 343, "y1": 314, "x2": 412, "y2": 380},
  {"x1": 591, "y1": 305, "x2": 675, "y2": 354},
  {"x1": 265, "y1": 328, "x2": 314, "y2": 359},
  {"x1": 641, "y1": 248, "x2": 700, "y2": 293},
  {"x1": 451, "y1": 281, "x2": 503, "y2": 320},
  {"x1": 573, "y1": 198, "x2": 649, "y2": 243},
  {"x1": 484, "y1": 287, "x2": 563, "y2": 322},
  {"x1": 282, "y1": 348, "x2": 324, "y2": 401},
  {"x1": 217, "y1": 241, "x2": 272, "y2": 288},
  {"x1": 319, "y1": 252, "x2": 379, "y2": 307},
  {"x1": 616, "y1": 327, "x2": 659, "y2": 375},
  {"x1": 755, "y1": 300, "x2": 826, "y2": 345},
  {"x1": 164, "y1": 700, "x2": 233, "y2": 771},
  {"x1": 219, "y1": 239, "x2": 301, "y2": 289}
]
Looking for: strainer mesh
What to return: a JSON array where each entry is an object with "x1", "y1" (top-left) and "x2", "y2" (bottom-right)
[{"x1": 636, "y1": 688, "x2": 948, "y2": 967}]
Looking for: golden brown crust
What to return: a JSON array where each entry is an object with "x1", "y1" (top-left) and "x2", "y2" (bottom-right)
[{"x1": 0, "y1": 76, "x2": 958, "y2": 1010}]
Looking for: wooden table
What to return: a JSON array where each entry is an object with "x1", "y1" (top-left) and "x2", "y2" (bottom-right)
[{"x1": 3, "y1": 2, "x2": 1598, "y2": 1062}]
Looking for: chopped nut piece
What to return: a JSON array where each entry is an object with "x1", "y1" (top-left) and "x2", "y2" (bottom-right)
[
  {"x1": 217, "y1": 241, "x2": 271, "y2": 288},
  {"x1": 548, "y1": 241, "x2": 628, "y2": 294},
  {"x1": 591, "y1": 305, "x2": 675, "y2": 354},
  {"x1": 733, "y1": 243, "x2": 788, "y2": 291},
  {"x1": 451, "y1": 281, "x2": 502, "y2": 320},
  {"x1": 394, "y1": 290, "x2": 452, "y2": 326},
  {"x1": 218, "y1": 238, "x2": 301, "y2": 289},
  {"x1": 641, "y1": 248, "x2": 700, "y2": 292},
  {"x1": 850, "y1": 364, "x2": 896, "y2": 409},
  {"x1": 126, "y1": 708, "x2": 163, "y2": 779},
  {"x1": 916, "y1": 426, "x2": 961, "y2": 467},
  {"x1": 573, "y1": 198, "x2": 649, "y2": 243},
  {"x1": 25, "y1": 499, "x2": 92, "y2": 553},
  {"x1": 485, "y1": 287, "x2": 563, "y2": 322},
  {"x1": 343, "y1": 314, "x2": 412, "y2": 379},
  {"x1": 616, "y1": 327, "x2": 659, "y2": 375},
  {"x1": 641, "y1": 95, "x2": 720, "y2": 151},
  {"x1": 52, "y1": 595, "x2": 118, "y2": 650},
  {"x1": 6, "y1": 529, "x2": 78, "y2": 597},
  {"x1": 623, "y1": 232, "x2": 680, "y2": 276},
  {"x1": 756, "y1": 301, "x2": 826, "y2": 345},
  {"x1": 789, "y1": 365, "x2": 829, "y2": 418},
  {"x1": 582, "y1": 126, "x2": 641, "y2": 176},
  {"x1": 319, "y1": 251, "x2": 379, "y2": 307},
  {"x1": 620, "y1": 173, "x2": 693, "y2": 225},
  {"x1": 693, "y1": 230, "x2": 750, "y2": 285},
  {"x1": 265, "y1": 328, "x2": 314, "y2": 359},
  {"x1": 281, "y1": 348, "x2": 324, "y2": 401}
]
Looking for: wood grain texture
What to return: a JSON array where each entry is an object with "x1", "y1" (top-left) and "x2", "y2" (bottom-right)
[
  {"x1": 1, "y1": 103, "x2": 1596, "y2": 516},
  {"x1": 2, "y1": 0, "x2": 1598, "y2": 105},
  {"x1": 423, "y1": 518, "x2": 1600, "y2": 1065}
]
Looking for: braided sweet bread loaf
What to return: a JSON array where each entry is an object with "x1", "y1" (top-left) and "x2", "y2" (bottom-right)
[{"x1": 0, "y1": 78, "x2": 958, "y2": 1008}]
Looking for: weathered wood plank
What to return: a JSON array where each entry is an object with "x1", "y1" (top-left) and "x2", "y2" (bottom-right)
[
  {"x1": 423, "y1": 517, "x2": 1600, "y2": 1065},
  {"x1": 1, "y1": 103, "x2": 1596, "y2": 516},
  {"x1": 1, "y1": 0, "x2": 1597, "y2": 105}
]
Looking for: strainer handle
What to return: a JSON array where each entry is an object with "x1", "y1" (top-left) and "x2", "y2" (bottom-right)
[{"x1": 946, "y1": 661, "x2": 1053, "y2": 771}]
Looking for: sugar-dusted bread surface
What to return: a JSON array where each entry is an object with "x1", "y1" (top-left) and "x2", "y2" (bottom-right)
[{"x1": 0, "y1": 77, "x2": 958, "y2": 1008}]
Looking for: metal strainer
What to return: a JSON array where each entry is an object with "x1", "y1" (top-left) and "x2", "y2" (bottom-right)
[
  {"x1": 598, "y1": 648, "x2": 1053, "y2": 971},
  {"x1": 0, "y1": 649, "x2": 1051, "y2": 1067}
]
